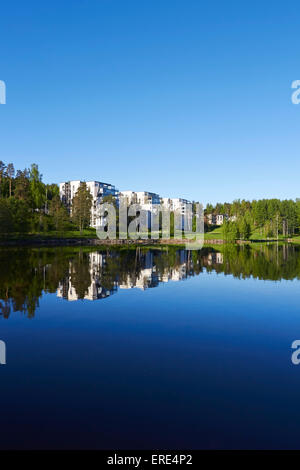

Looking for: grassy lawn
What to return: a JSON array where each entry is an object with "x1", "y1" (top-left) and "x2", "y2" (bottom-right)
[
  {"x1": 1, "y1": 225, "x2": 300, "y2": 244},
  {"x1": 204, "y1": 227, "x2": 223, "y2": 240},
  {"x1": 204, "y1": 226, "x2": 300, "y2": 243},
  {"x1": 249, "y1": 227, "x2": 287, "y2": 241},
  {"x1": 0, "y1": 228, "x2": 98, "y2": 239}
]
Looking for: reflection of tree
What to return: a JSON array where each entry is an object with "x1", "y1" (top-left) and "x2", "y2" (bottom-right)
[
  {"x1": 100, "y1": 251, "x2": 120, "y2": 291},
  {"x1": 0, "y1": 300, "x2": 10, "y2": 319},
  {"x1": 1, "y1": 244, "x2": 300, "y2": 318},
  {"x1": 0, "y1": 247, "x2": 73, "y2": 318},
  {"x1": 69, "y1": 252, "x2": 92, "y2": 299},
  {"x1": 204, "y1": 244, "x2": 300, "y2": 281}
]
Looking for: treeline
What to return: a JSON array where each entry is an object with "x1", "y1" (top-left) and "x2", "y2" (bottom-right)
[
  {"x1": 206, "y1": 199, "x2": 300, "y2": 239},
  {"x1": 1, "y1": 159, "x2": 300, "y2": 240},
  {"x1": 0, "y1": 160, "x2": 92, "y2": 235}
]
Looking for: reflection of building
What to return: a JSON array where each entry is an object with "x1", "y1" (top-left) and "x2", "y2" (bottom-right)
[
  {"x1": 207, "y1": 214, "x2": 226, "y2": 225},
  {"x1": 119, "y1": 251, "x2": 159, "y2": 290},
  {"x1": 59, "y1": 180, "x2": 119, "y2": 228},
  {"x1": 206, "y1": 252, "x2": 223, "y2": 265},
  {"x1": 119, "y1": 267, "x2": 159, "y2": 290},
  {"x1": 161, "y1": 265, "x2": 187, "y2": 282},
  {"x1": 160, "y1": 251, "x2": 188, "y2": 282},
  {"x1": 57, "y1": 249, "x2": 196, "y2": 301},
  {"x1": 57, "y1": 253, "x2": 118, "y2": 301}
]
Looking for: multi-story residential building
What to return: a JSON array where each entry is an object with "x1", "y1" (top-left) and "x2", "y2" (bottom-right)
[
  {"x1": 161, "y1": 197, "x2": 193, "y2": 230},
  {"x1": 59, "y1": 180, "x2": 119, "y2": 228},
  {"x1": 119, "y1": 190, "x2": 160, "y2": 210},
  {"x1": 161, "y1": 197, "x2": 191, "y2": 215},
  {"x1": 119, "y1": 190, "x2": 138, "y2": 205},
  {"x1": 119, "y1": 191, "x2": 161, "y2": 228},
  {"x1": 136, "y1": 191, "x2": 160, "y2": 208}
]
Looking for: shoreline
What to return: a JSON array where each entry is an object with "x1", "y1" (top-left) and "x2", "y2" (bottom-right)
[
  {"x1": 0, "y1": 237, "x2": 214, "y2": 247},
  {"x1": 0, "y1": 237, "x2": 270, "y2": 247}
]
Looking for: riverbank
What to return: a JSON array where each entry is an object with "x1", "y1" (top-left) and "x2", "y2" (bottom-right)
[
  {"x1": 0, "y1": 237, "x2": 205, "y2": 247},
  {"x1": 0, "y1": 237, "x2": 252, "y2": 247},
  {"x1": 0, "y1": 234, "x2": 297, "y2": 247}
]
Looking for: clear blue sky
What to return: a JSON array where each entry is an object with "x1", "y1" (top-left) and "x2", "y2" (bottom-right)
[{"x1": 0, "y1": 0, "x2": 299, "y2": 204}]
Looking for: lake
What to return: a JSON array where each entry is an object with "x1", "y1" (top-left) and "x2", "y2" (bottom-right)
[{"x1": 0, "y1": 244, "x2": 300, "y2": 449}]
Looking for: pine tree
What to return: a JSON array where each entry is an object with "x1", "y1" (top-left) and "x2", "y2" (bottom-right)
[
  {"x1": 6, "y1": 163, "x2": 15, "y2": 198},
  {"x1": 49, "y1": 195, "x2": 70, "y2": 232},
  {"x1": 72, "y1": 182, "x2": 93, "y2": 233},
  {"x1": 0, "y1": 161, "x2": 6, "y2": 197}
]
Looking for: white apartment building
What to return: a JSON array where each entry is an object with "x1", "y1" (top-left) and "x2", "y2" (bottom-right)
[
  {"x1": 119, "y1": 190, "x2": 160, "y2": 211},
  {"x1": 59, "y1": 180, "x2": 119, "y2": 228},
  {"x1": 161, "y1": 197, "x2": 191, "y2": 215}
]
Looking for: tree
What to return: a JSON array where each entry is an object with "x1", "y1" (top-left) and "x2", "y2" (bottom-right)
[
  {"x1": 102, "y1": 194, "x2": 118, "y2": 209},
  {"x1": 0, "y1": 161, "x2": 6, "y2": 197},
  {"x1": 6, "y1": 163, "x2": 15, "y2": 198},
  {"x1": 239, "y1": 217, "x2": 251, "y2": 240},
  {"x1": 70, "y1": 252, "x2": 92, "y2": 299},
  {"x1": 72, "y1": 182, "x2": 93, "y2": 233},
  {"x1": 222, "y1": 220, "x2": 239, "y2": 241},
  {"x1": 29, "y1": 164, "x2": 45, "y2": 209},
  {"x1": 49, "y1": 195, "x2": 70, "y2": 232},
  {"x1": 14, "y1": 169, "x2": 31, "y2": 203},
  {"x1": 0, "y1": 200, "x2": 14, "y2": 233},
  {"x1": 9, "y1": 198, "x2": 31, "y2": 233}
]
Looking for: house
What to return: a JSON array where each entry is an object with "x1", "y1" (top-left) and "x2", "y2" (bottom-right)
[
  {"x1": 207, "y1": 214, "x2": 237, "y2": 225},
  {"x1": 207, "y1": 214, "x2": 227, "y2": 225}
]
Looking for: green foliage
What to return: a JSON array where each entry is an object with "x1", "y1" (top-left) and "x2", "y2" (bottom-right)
[
  {"x1": 9, "y1": 199, "x2": 31, "y2": 232},
  {"x1": 0, "y1": 200, "x2": 14, "y2": 233},
  {"x1": 222, "y1": 220, "x2": 239, "y2": 241},
  {"x1": 207, "y1": 198, "x2": 300, "y2": 239},
  {"x1": 71, "y1": 182, "x2": 93, "y2": 233},
  {"x1": 1, "y1": 158, "x2": 300, "y2": 241},
  {"x1": 0, "y1": 160, "x2": 66, "y2": 236},
  {"x1": 29, "y1": 164, "x2": 45, "y2": 209},
  {"x1": 238, "y1": 216, "x2": 251, "y2": 240},
  {"x1": 49, "y1": 195, "x2": 70, "y2": 232}
]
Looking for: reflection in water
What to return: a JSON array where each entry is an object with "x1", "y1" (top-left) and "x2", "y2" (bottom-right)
[
  {"x1": 57, "y1": 253, "x2": 118, "y2": 301},
  {"x1": 0, "y1": 244, "x2": 300, "y2": 317}
]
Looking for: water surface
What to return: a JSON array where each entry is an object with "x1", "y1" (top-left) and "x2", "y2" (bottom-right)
[{"x1": 0, "y1": 244, "x2": 300, "y2": 449}]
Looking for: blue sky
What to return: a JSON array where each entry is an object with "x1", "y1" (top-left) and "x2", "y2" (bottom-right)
[{"x1": 0, "y1": 0, "x2": 299, "y2": 204}]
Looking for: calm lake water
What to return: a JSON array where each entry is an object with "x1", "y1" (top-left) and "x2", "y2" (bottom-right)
[{"x1": 1, "y1": 244, "x2": 300, "y2": 449}]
